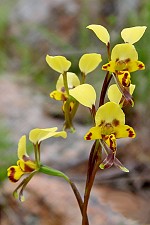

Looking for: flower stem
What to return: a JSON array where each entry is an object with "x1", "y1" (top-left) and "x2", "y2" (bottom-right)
[
  {"x1": 70, "y1": 101, "x2": 79, "y2": 119},
  {"x1": 40, "y1": 165, "x2": 89, "y2": 224},
  {"x1": 34, "y1": 143, "x2": 41, "y2": 168},
  {"x1": 62, "y1": 71, "x2": 69, "y2": 96},
  {"x1": 81, "y1": 72, "x2": 86, "y2": 84},
  {"x1": 63, "y1": 99, "x2": 75, "y2": 132},
  {"x1": 99, "y1": 71, "x2": 112, "y2": 107},
  {"x1": 107, "y1": 42, "x2": 111, "y2": 61},
  {"x1": 82, "y1": 140, "x2": 102, "y2": 225},
  {"x1": 69, "y1": 180, "x2": 89, "y2": 225}
]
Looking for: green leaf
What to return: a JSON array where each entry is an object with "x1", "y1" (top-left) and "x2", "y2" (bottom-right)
[{"x1": 39, "y1": 165, "x2": 69, "y2": 182}]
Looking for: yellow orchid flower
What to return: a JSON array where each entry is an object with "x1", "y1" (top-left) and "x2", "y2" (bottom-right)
[
  {"x1": 46, "y1": 55, "x2": 71, "y2": 73},
  {"x1": 86, "y1": 24, "x2": 146, "y2": 88},
  {"x1": 84, "y1": 102, "x2": 135, "y2": 146},
  {"x1": 79, "y1": 53, "x2": 102, "y2": 75},
  {"x1": 7, "y1": 135, "x2": 38, "y2": 183},
  {"x1": 121, "y1": 26, "x2": 147, "y2": 44},
  {"x1": 7, "y1": 128, "x2": 67, "y2": 201},
  {"x1": 108, "y1": 83, "x2": 135, "y2": 107},
  {"x1": 84, "y1": 102, "x2": 135, "y2": 170},
  {"x1": 50, "y1": 72, "x2": 80, "y2": 101},
  {"x1": 102, "y1": 43, "x2": 145, "y2": 73},
  {"x1": 102, "y1": 43, "x2": 145, "y2": 87}
]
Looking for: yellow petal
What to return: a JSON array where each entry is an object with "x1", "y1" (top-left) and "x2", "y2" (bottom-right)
[
  {"x1": 87, "y1": 24, "x2": 110, "y2": 45},
  {"x1": 114, "y1": 125, "x2": 136, "y2": 138},
  {"x1": 102, "y1": 61, "x2": 116, "y2": 72},
  {"x1": 46, "y1": 55, "x2": 71, "y2": 73},
  {"x1": 84, "y1": 126, "x2": 102, "y2": 140},
  {"x1": 108, "y1": 84, "x2": 136, "y2": 105},
  {"x1": 107, "y1": 84, "x2": 122, "y2": 105},
  {"x1": 56, "y1": 72, "x2": 80, "y2": 91},
  {"x1": 117, "y1": 71, "x2": 131, "y2": 87},
  {"x1": 18, "y1": 135, "x2": 28, "y2": 160},
  {"x1": 95, "y1": 102, "x2": 125, "y2": 126},
  {"x1": 7, "y1": 165, "x2": 24, "y2": 182},
  {"x1": 18, "y1": 159, "x2": 37, "y2": 172},
  {"x1": 50, "y1": 90, "x2": 66, "y2": 101},
  {"x1": 129, "y1": 84, "x2": 136, "y2": 95},
  {"x1": 104, "y1": 134, "x2": 116, "y2": 151},
  {"x1": 127, "y1": 60, "x2": 145, "y2": 72},
  {"x1": 69, "y1": 84, "x2": 96, "y2": 109},
  {"x1": 111, "y1": 43, "x2": 138, "y2": 62},
  {"x1": 121, "y1": 26, "x2": 147, "y2": 44},
  {"x1": 29, "y1": 127, "x2": 67, "y2": 144},
  {"x1": 79, "y1": 53, "x2": 102, "y2": 74}
]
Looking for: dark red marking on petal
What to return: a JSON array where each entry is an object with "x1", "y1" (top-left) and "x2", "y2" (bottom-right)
[
  {"x1": 102, "y1": 65, "x2": 108, "y2": 69},
  {"x1": 86, "y1": 132, "x2": 92, "y2": 140},
  {"x1": 125, "y1": 58, "x2": 130, "y2": 63},
  {"x1": 126, "y1": 128, "x2": 134, "y2": 137},
  {"x1": 99, "y1": 120, "x2": 105, "y2": 127},
  {"x1": 122, "y1": 72, "x2": 130, "y2": 87},
  {"x1": 24, "y1": 163, "x2": 35, "y2": 172},
  {"x1": 124, "y1": 72, "x2": 128, "y2": 76},
  {"x1": 62, "y1": 95, "x2": 67, "y2": 101},
  {"x1": 138, "y1": 64, "x2": 144, "y2": 69},
  {"x1": 112, "y1": 119, "x2": 120, "y2": 126},
  {"x1": 8, "y1": 167, "x2": 18, "y2": 182},
  {"x1": 109, "y1": 137, "x2": 114, "y2": 151}
]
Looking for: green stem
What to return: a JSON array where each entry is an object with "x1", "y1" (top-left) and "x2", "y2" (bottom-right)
[
  {"x1": 63, "y1": 98, "x2": 75, "y2": 132},
  {"x1": 81, "y1": 72, "x2": 86, "y2": 84},
  {"x1": 70, "y1": 101, "x2": 79, "y2": 119},
  {"x1": 62, "y1": 71, "x2": 69, "y2": 96},
  {"x1": 34, "y1": 143, "x2": 40, "y2": 168},
  {"x1": 39, "y1": 165, "x2": 70, "y2": 182}
]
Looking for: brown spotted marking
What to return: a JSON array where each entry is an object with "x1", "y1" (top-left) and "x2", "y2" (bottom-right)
[
  {"x1": 8, "y1": 167, "x2": 18, "y2": 182},
  {"x1": 122, "y1": 72, "x2": 130, "y2": 87},
  {"x1": 126, "y1": 128, "x2": 135, "y2": 137},
  {"x1": 99, "y1": 120, "x2": 105, "y2": 127},
  {"x1": 138, "y1": 64, "x2": 144, "y2": 69},
  {"x1": 86, "y1": 132, "x2": 92, "y2": 140},
  {"x1": 18, "y1": 158, "x2": 35, "y2": 172},
  {"x1": 112, "y1": 119, "x2": 120, "y2": 126},
  {"x1": 24, "y1": 163, "x2": 35, "y2": 172},
  {"x1": 109, "y1": 135, "x2": 116, "y2": 152},
  {"x1": 125, "y1": 58, "x2": 130, "y2": 63},
  {"x1": 102, "y1": 65, "x2": 108, "y2": 69}
]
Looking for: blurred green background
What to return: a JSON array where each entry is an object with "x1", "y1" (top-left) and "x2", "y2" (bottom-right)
[{"x1": 0, "y1": 0, "x2": 150, "y2": 182}]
